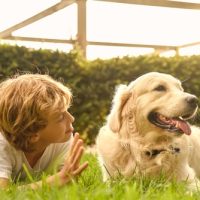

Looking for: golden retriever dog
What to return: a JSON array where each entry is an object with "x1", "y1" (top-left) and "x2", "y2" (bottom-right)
[{"x1": 96, "y1": 72, "x2": 200, "y2": 187}]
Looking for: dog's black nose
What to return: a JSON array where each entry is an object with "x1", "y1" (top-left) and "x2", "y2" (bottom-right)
[{"x1": 185, "y1": 96, "x2": 198, "y2": 106}]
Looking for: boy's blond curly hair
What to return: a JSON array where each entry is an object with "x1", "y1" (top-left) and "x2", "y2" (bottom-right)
[{"x1": 0, "y1": 74, "x2": 72, "y2": 152}]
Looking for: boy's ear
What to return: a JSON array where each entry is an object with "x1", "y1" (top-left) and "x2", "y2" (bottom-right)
[{"x1": 29, "y1": 133, "x2": 40, "y2": 143}]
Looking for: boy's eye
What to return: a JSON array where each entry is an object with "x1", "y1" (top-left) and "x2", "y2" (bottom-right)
[
  {"x1": 58, "y1": 113, "x2": 65, "y2": 121},
  {"x1": 153, "y1": 85, "x2": 166, "y2": 92}
]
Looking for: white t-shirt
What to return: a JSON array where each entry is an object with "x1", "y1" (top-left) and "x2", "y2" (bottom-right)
[{"x1": 0, "y1": 133, "x2": 72, "y2": 181}]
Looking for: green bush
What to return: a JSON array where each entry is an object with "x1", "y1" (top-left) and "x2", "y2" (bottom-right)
[{"x1": 0, "y1": 44, "x2": 200, "y2": 144}]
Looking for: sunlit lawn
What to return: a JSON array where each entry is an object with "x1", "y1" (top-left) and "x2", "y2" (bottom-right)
[{"x1": 1, "y1": 154, "x2": 200, "y2": 200}]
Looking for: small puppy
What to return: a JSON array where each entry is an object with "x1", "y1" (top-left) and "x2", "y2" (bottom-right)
[{"x1": 96, "y1": 72, "x2": 200, "y2": 187}]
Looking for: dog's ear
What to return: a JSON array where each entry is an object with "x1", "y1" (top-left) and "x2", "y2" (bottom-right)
[{"x1": 107, "y1": 84, "x2": 131, "y2": 133}]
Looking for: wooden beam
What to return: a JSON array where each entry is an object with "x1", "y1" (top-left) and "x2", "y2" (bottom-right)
[
  {"x1": 0, "y1": 0, "x2": 76, "y2": 39},
  {"x1": 6, "y1": 36, "x2": 75, "y2": 44},
  {"x1": 96, "y1": 0, "x2": 200, "y2": 9},
  {"x1": 5, "y1": 36, "x2": 177, "y2": 51},
  {"x1": 179, "y1": 41, "x2": 200, "y2": 48},
  {"x1": 88, "y1": 41, "x2": 177, "y2": 50},
  {"x1": 77, "y1": 0, "x2": 87, "y2": 58}
]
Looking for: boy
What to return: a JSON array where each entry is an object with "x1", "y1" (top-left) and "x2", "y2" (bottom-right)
[{"x1": 0, "y1": 74, "x2": 88, "y2": 189}]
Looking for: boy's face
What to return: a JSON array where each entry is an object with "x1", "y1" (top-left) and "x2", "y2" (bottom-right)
[{"x1": 36, "y1": 110, "x2": 74, "y2": 145}]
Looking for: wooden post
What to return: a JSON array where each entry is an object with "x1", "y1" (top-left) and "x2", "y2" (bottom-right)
[
  {"x1": 77, "y1": 0, "x2": 87, "y2": 58},
  {"x1": 175, "y1": 47, "x2": 179, "y2": 56}
]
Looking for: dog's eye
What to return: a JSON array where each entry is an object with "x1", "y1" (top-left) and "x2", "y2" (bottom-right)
[{"x1": 154, "y1": 85, "x2": 166, "y2": 92}]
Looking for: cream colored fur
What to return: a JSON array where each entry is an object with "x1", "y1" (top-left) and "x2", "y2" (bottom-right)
[{"x1": 96, "y1": 72, "x2": 200, "y2": 188}]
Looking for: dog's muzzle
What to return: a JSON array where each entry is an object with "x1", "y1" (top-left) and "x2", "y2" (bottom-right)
[{"x1": 148, "y1": 96, "x2": 198, "y2": 136}]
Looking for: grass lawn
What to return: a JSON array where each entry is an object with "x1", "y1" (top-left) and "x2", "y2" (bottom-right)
[{"x1": 1, "y1": 153, "x2": 200, "y2": 200}]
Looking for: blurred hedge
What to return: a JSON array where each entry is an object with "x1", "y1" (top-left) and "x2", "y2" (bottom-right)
[{"x1": 0, "y1": 44, "x2": 200, "y2": 144}]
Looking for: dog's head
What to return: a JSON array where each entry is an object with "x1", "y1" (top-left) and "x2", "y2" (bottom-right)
[{"x1": 107, "y1": 72, "x2": 198, "y2": 139}]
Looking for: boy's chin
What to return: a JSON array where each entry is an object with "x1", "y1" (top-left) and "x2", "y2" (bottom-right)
[
  {"x1": 63, "y1": 132, "x2": 73, "y2": 142},
  {"x1": 55, "y1": 133, "x2": 73, "y2": 143}
]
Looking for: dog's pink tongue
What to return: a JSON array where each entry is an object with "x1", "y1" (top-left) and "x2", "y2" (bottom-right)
[{"x1": 176, "y1": 120, "x2": 191, "y2": 135}]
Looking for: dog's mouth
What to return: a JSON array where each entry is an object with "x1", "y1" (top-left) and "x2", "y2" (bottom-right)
[{"x1": 148, "y1": 112, "x2": 192, "y2": 135}]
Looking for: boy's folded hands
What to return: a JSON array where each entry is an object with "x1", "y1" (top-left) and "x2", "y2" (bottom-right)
[{"x1": 58, "y1": 132, "x2": 88, "y2": 185}]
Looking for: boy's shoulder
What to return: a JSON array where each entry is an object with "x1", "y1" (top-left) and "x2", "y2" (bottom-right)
[
  {"x1": 0, "y1": 133, "x2": 17, "y2": 156},
  {"x1": 0, "y1": 132, "x2": 73, "y2": 157},
  {"x1": 0, "y1": 133, "x2": 10, "y2": 146}
]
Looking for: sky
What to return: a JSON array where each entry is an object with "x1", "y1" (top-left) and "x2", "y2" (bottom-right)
[{"x1": 1, "y1": 0, "x2": 200, "y2": 59}]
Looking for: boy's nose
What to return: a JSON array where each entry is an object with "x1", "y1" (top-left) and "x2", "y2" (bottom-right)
[
  {"x1": 67, "y1": 111, "x2": 75, "y2": 123},
  {"x1": 71, "y1": 115, "x2": 75, "y2": 123}
]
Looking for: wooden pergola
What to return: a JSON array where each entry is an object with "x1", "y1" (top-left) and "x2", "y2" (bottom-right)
[{"x1": 1, "y1": 0, "x2": 200, "y2": 58}]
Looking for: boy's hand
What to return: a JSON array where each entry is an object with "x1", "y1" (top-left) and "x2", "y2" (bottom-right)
[{"x1": 58, "y1": 132, "x2": 88, "y2": 185}]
